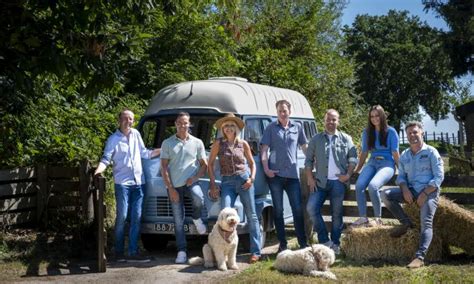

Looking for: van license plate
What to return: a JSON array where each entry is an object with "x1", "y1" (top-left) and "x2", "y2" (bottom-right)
[{"x1": 154, "y1": 223, "x2": 190, "y2": 232}]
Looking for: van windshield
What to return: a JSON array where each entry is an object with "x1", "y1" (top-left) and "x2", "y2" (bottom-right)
[{"x1": 140, "y1": 115, "x2": 220, "y2": 150}]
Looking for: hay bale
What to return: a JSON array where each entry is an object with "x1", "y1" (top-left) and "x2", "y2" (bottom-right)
[
  {"x1": 341, "y1": 226, "x2": 443, "y2": 262},
  {"x1": 405, "y1": 196, "x2": 474, "y2": 255}
]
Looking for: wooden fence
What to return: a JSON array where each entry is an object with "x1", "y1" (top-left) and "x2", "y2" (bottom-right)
[
  {"x1": 0, "y1": 161, "x2": 107, "y2": 272},
  {"x1": 399, "y1": 130, "x2": 465, "y2": 146},
  {"x1": 300, "y1": 169, "x2": 474, "y2": 239},
  {"x1": 0, "y1": 161, "x2": 95, "y2": 227}
]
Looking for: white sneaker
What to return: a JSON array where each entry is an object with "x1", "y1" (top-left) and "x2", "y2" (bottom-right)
[
  {"x1": 193, "y1": 218, "x2": 207, "y2": 235},
  {"x1": 331, "y1": 244, "x2": 341, "y2": 255},
  {"x1": 175, "y1": 251, "x2": 187, "y2": 264},
  {"x1": 350, "y1": 217, "x2": 369, "y2": 228},
  {"x1": 321, "y1": 240, "x2": 333, "y2": 248}
]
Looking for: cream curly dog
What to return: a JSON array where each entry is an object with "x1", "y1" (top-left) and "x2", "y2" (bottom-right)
[
  {"x1": 189, "y1": 207, "x2": 240, "y2": 271},
  {"x1": 273, "y1": 244, "x2": 337, "y2": 280}
]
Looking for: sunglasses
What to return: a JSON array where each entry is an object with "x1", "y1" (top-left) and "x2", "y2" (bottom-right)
[{"x1": 223, "y1": 124, "x2": 237, "y2": 129}]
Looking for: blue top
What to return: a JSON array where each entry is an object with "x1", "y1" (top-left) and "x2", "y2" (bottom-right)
[
  {"x1": 100, "y1": 128, "x2": 152, "y2": 185},
  {"x1": 161, "y1": 134, "x2": 207, "y2": 188},
  {"x1": 396, "y1": 143, "x2": 444, "y2": 193},
  {"x1": 305, "y1": 130, "x2": 358, "y2": 189},
  {"x1": 361, "y1": 126, "x2": 399, "y2": 162},
  {"x1": 260, "y1": 120, "x2": 307, "y2": 179}
]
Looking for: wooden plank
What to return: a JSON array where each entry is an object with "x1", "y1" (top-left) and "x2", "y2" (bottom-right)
[
  {"x1": 441, "y1": 192, "x2": 474, "y2": 205},
  {"x1": 0, "y1": 167, "x2": 36, "y2": 181},
  {"x1": 0, "y1": 211, "x2": 35, "y2": 226},
  {"x1": 49, "y1": 180, "x2": 80, "y2": 193},
  {"x1": 48, "y1": 166, "x2": 78, "y2": 179},
  {"x1": 0, "y1": 196, "x2": 37, "y2": 212},
  {"x1": 0, "y1": 182, "x2": 37, "y2": 197},
  {"x1": 350, "y1": 174, "x2": 474, "y2": 187},
  {"x1": 319, "y1": 204, "x2": 394, "y2": 218},
  {"x1": 443, "y1": 176, "x2": 474, "y2": 187},
  {"x1": 48, "y1": 195, "x2": 81, "y2": 207}
]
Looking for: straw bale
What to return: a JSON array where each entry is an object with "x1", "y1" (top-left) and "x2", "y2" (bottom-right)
[
  {"x1": 342, "y1": 226, "x2": 443, "y2": 262},
  {"x1": 404, "y1": 196, "x2": 474, "y2": 255}
]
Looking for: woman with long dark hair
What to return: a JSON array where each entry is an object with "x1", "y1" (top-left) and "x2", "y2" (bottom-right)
[{"x1": 350, "y1": 105, "x2": 400, "y2": 227}]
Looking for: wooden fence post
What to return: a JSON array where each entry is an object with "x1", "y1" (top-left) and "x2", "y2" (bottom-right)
[
  {"x1": 36, "y1": 164, "x2": 48, "y2": 228},
  {"x1": 95, "y1": 174, "x2": 107, "y2": 272},
  {"x1": 299, "y1": 168, "x2": 313, "y2": 243},
  {"x1": 79, "y1": 160, "x2": 94, "y2": 222}
]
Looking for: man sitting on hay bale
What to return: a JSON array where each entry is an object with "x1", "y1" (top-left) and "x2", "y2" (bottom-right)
[{"x1": 381, "y1": 121, "x2": 444, "y2": 269}]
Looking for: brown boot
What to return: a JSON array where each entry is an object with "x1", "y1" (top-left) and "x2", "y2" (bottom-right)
[
  {"x1": 407, "y1": 257, "x2": 424, "y2": 269},
  {"x1": 390, "y1": 223, "x2": 414, "y2": 238}
]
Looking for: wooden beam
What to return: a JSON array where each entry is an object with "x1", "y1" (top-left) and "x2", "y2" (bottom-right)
[
  {"x1": 0, "y1": 167, "x2": 36, "y2": 181},
  {"x1": 0, "y1": 182, "x2": 37, "y2": 197}
]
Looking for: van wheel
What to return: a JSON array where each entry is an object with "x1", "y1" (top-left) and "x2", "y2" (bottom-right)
[{"x1": 141, "y1": 234, "x2": 169, "y2": 252}]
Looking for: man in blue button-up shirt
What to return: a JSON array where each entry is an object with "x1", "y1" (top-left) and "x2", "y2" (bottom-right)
[
  {"x1": 95, "y1": 109, "x2": 160, "y2": 261},
  {"x1": 261, "y1": 99, "x2": 308, "y2": 252},
  {"x1": 381, "y1": 121, "x2": 444, "y2": 269},
  {"x1": 305, "y1": 109, "x2": 358, "y2": 255}
]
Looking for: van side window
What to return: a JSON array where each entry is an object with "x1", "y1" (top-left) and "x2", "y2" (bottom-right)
[
  {"x1": 303, "y1": 121, "x2": 312, "y2": 139},
  {"x1": 244, "y1": 119, "x2": 264, "y2": 155}
]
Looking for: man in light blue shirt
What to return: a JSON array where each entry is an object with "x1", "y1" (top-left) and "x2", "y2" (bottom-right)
[
  {"x1": 161, "y1": 112, "x2": 208, "y2": 264},
  {"x1": 305, "y1": 109, "x2": 358, "y2": 255},
  {"x1": 381, "y1": 121, "x2": 444, "y2": 269},
  {"x1": 95, "y1": 109, "x2": 160, "y2": 261},
  {"x1": 261, "y1": 99, "x2": 308, "y2": 252}
]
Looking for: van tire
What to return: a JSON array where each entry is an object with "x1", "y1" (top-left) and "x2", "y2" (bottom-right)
[{"x1": 141, "y1": 234, "x2": 169, "y2": 251}]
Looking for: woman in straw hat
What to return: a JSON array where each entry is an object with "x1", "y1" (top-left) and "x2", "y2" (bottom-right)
[{"x1": 208, "y1": 113, "x2": 262, "y2": 264}]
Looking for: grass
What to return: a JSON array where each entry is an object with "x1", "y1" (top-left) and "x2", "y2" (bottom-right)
[
  {"x1": 224, "y1": 229, "x2": 474, "y2": 283},
  {"x1": 225, "y1": 258, "x2": 474, "y2": 283}
]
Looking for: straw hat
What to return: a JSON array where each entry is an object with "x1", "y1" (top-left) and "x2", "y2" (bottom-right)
[{"x1": 215, "y1": 113, "x2": 245, "y2": 130}]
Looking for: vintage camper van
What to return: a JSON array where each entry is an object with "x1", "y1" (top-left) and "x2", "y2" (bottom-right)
[{"x1": 138, "y1": 77, "x2": 317, "y2": 251}]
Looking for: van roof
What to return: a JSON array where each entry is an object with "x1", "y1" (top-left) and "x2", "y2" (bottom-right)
[{"x1": 144, "y1": 78, "x2": 314, "y2": 118}]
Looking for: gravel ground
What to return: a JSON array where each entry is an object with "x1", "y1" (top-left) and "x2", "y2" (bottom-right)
[{"x1": 8, "y1": 239, "x2": 280, "y2": 284}]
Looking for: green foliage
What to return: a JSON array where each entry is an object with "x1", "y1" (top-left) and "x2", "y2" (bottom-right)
[
  {"x1": 344, "y1": 10, "x2": 456, "y2": 131},
  {"x1": 233, "y1": 0, "x2": 365, "y2": 138},
  {"x1": 1, "y1": 0, "x2": 363, "y2": 167},
  {"x1": 423, "y1": 0, "x2": 474, "y2": 76}
]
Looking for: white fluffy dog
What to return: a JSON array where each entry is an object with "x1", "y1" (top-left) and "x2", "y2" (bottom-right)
[
  {"x1": 273, "y1": 244, "x2": 337, "y2": 280},
  {"x1": 189, "y1": 207, "x2": 240, "y2": 271}
]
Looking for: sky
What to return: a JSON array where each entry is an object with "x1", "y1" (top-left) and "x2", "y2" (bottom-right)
[{"x1": 341, "y1": 0, "x2": 473, "y2": 137}]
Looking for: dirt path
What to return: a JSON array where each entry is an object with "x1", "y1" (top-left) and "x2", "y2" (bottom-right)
[{"x1": 12, "y1": 242, "x2": 279, "y2": 284}]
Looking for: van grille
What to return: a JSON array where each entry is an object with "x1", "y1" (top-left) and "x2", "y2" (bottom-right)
[{"x1": 145, "y1": 196, "x2": 207, "y2": 218}]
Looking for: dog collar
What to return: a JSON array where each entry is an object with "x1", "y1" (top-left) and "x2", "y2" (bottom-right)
[{"x1": 218, "y1": 226, "x2": 234, "y2": 244}]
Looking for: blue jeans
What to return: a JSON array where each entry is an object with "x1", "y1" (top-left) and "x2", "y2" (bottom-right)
[
  {"x1": 114, "y1": 184, "x2": 144, "y2": 256},
  {"x1": 355, "y1": 159, "x2": 395, "y2": 217},
  {"x1": 169, "y1": 183, "x2": 204, "y2": 252},
  {"x1": 268, "y1": 176, "x2": 307, "y2": 249},
  {"x1": 306, "y1": 180, "x2": 346, "y2": 246},
  {"x1": 381, "y1": 187, "x2": 439, "y2": 260},
  {"x1": 221, "y1": 172, "x2": 261, "y2": 257}
]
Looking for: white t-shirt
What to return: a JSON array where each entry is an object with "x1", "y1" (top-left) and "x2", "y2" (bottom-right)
[{"x1": 327, "y1": 134, "x2": 341, "y2": 180}]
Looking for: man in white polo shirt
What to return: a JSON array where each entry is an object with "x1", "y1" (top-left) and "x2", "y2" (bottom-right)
[{"x1": 161, "y1": 112, "x2": 208, "y2": 264}]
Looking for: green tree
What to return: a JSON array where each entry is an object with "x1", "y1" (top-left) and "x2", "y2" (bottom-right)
[
  {"x1": 228, "y1": 0, "x2": 364, "y2": 137},
  {"x1": 344, "y1": 10, "x2": 455, "y2": 131},
  {"x1": 423, "y1": 0, "x2": 474, "y2": 76}
]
